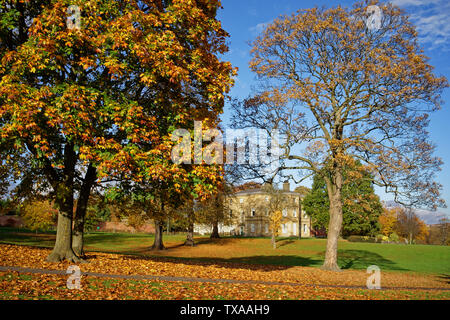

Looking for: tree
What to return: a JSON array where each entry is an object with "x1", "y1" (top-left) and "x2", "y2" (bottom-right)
[
  {"x1": 231, "y1": 0, "x2": 447, "y2": 270},
  {"x1": 1, "y1": 0, "x2": 234, "y2": 261},
  {"x1": 195, "y1": 183, "x2": 234, "y2": 239},
  {"x1": 395, "y1": 207, "x2": 428, "y2": 244},
  {"x1": 379, "y1": 207, "x2": 398, "y2": 237},
  {"x1": 303, "y1": 163, "x2": 383, "y2": 237},
  {"x1": 437, "y1": 217, "x2": 450, "y2": 246}
]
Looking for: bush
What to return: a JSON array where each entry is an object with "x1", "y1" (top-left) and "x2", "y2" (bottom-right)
[
  {"x1": 20, "y1": 200, "x2": 58, "y2": 232},
  {"x1": 389, "y1": 232, "x2": 400, "y2": 243},
  {"x1": 376, "y1": 234, "x2": 390, "y2": 243},
  {"x1": 346, "y1": 235, "x2": 377, "y2": 243}
]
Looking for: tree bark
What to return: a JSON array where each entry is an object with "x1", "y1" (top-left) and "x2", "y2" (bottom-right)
[
  {"x1": 321, "y1": 170, "x2": 344, "y2": 272},
  {"x1": 210, "y1": 222, "x2": 220, "y2": 239},
  {"x1": 184, "y1": 209, "x2": 195, "y2": 246},
  {"x1": 185, "y1": 224, "x2": 195, "y2": 246},
  {"x1": 150, "y1": 219, "x2": 166, "y2": 250},
  {"x1": 46, "y1": 143, "x2": 81, "y2": 263},
  {"x1": 72, "y1": 164, "x2": 97, "y2": 257}
]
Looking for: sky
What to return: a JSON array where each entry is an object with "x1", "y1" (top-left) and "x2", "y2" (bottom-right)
[{"x1": 216, "y1": 0, "x2": 450, "y2": 224}]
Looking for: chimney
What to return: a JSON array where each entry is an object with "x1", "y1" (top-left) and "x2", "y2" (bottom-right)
[{"x1": 283, "y1": 181, "x2": 290, "y2": 192}]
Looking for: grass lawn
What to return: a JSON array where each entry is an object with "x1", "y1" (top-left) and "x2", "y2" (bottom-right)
[{"x1": 0, "y1": 226, "x2": 449, "y2": 275}]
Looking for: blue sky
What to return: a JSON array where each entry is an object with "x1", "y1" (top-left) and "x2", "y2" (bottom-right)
[{"x1": 217, "y1": 0, "x2": 450, "y2": 223}]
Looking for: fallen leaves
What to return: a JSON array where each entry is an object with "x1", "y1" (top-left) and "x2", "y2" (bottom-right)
[{"x1": 0, "y1": 244, "x2": 449, "y2": 300}]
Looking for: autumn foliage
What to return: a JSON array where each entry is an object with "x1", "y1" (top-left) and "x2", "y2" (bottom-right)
[
  {"x1": 0, "y1": 0, "x2": 235, "y2": 261},
  {"x1": 20, "y1": 199, "x2": 58, "y2": 232}
]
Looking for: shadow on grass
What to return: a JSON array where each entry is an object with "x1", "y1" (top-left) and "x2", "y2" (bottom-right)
[
  {"x1": 118, "y1": 253, "x2": 323, "y2": 271},
  {"x1": 0, "y1": 230, "x2": 55, "y2": 248},
  {"x1": 276, "y1": 239, "x2": 296, "y2": 248},
  {"x1": 437, "y1": 274, "x2": 450, "y2": 284},
  {"x1": 336, "y1": 249, "x2": 408, "y2": 272},
  {"x1": 189, "y1": 237, "x2": 241, "y2": 246}
]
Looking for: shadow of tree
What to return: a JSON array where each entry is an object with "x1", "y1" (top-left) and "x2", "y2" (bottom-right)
[
  {"x1": 276, "y1": 239, "x2": 296, "y2": 248},
  {"x1": 437, "y1": 274, "x2": 450, "y2": 284},
  {"x1": 119, "y1": 253, "x2": 322, "y2": 271},
  {"x1": 335, "y1": 249, "x2": 408, "y2": 271},
  {"x1": 191, "y1": 237, "x2": 240, "y2": 246}
]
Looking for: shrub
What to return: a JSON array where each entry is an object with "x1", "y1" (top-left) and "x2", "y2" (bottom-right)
[
  {"x1": 20, "y1": 200, "x2": 58, "y2": 232},
  {"x1": 389, "y1": 232, "x2": 400, "y2": 243},
  {"x1": 376, "y1": 234, "x2": 390, "y2": 243},
  {"x1": 346, "y1": 235, "x2": 377, "y2": 243}
]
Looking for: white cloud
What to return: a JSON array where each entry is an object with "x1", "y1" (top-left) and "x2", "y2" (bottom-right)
[
  {"x1": 390, "y1": 0, "x2": 450, "y2": 51},
  {"x1": 249, "y1": 21, "x2": 272, "y2": 36},
  {"x1": 391, "y1": 0, "x2": 440, "y2": 6},
  {"x1": 415, "y1": 209, "x2": 449, "y2": 225}
]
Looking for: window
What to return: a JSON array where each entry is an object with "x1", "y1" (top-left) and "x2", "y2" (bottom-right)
[
  {"x1": 265, "y1": 208, "x2": 269, "y2": 216},
  {"x1": 303, "y1": 224, "x2": 308, "y2": 233},
  {"x1": 265, "y1": 224, "x2": 269, "y2": 234},
  {"x1": 250, "y1": 224, "x2": 255, "y2": 233},
  {"x1": 282, "y1": 209, "x2": 287, "y2": 217},
  {"x1": 293, "y1": 223, "x2": 297, "y2": 235},
  {"x1": 303, "y1": 212, "x2": 308, "y2": 219},
  {"x1": 251, "y1": 208, "x2": 256, "y2": 217},
  {"x1": 265, "y1": 196, "x2": 269, "y2": 202},
  {"x1": 282, "y1": 224, "x2": 287, "y2": 234},
  {"x1": 293, "y1": 209, "x2": 297, "y2": 217}
]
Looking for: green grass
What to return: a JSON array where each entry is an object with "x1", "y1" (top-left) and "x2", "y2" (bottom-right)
[{"x1": 0, "y1": 226, "x2": 449, "y2": 275}]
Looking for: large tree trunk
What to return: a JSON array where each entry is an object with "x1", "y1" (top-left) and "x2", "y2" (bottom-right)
[
  {"x1": 151, "y1": 220, "x2": 166, "y2": 250},
  {"x1": 46, "y1": 143, "x2": 80, "y2": 263},
  {"x1": 322, "y1": 170, "x2": 344, "y2": 272},
  {"x1": 72, "y1": 164, "x2": 96, "y2": 257},
  {"x1": 210, "y1": 222, "x2": 220, "y2": 239}
]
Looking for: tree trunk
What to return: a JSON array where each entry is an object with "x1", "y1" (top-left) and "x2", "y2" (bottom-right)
[
  {"x1": 72, "y1": 164, "x2": 96, "y2": 258},
  {"x1": 46, "y1": 143, "x2": 81, "y2": 263},
  {"x1": 322, "y1": 171, "x2": 344, "y2": 272},
  {"x1": 272, "y1": 233, "x2": 276, "y2": 249},
  {"x1": 184, "y1": 209, "x2": 195, "y2": 246},
  {"x1": 151, "y1": 220, "x2": 166, "y2": 250},
  {"x1": 47, "y1": 185, "x2": 80, "y2": 262},
  {"x1": 210, "y1": 222, "x2": 220, "y2": 239},
  {"x1": 185, "y1": 224, "x2": 195, "y2": 246}
]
